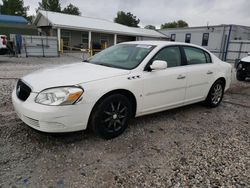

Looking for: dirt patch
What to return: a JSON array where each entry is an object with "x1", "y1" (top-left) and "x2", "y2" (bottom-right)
[{"x1": 0, "y1": 57, "x2": 249, "y2": 187}]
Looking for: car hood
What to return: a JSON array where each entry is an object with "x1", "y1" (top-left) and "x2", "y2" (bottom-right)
[
  {"x1": 22, "y1": 62, "x2": 130, "y2": 92},
  {"x1": 241, "y1": 56, "x2": 250, "y2": 63}
]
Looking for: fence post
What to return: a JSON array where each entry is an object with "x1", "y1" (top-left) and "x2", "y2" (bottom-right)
[
  {"x1": 238, "y1": 42, "x2": 243, "y2": 59},
  {"x1": 222, "y1": 35, "x2": 228, "y2": 61},
  {"x1": 60, "y1": 39, "x2": 63, "y2": 54},
  {"x1": 23, "y1": 37, "x2": 28, "y2": 57},
  {"x1": 225, "y1": 25, "x2": 232, "y2": 62},
  {"x1": 41, "y1": 38, "x2": 45, "y2": 57}
]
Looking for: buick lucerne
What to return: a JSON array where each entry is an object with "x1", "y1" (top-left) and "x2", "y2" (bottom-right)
[{"x1": 12, "y1": 41, "x2": 232, "y2": 139}]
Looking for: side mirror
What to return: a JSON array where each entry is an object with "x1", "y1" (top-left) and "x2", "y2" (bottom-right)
[
  {"x1": 248, "y1": 52, "x2": 250, "y2": 56},
  {"x1": 150, "y1": 60, "x2": 168, "y2": 70}
]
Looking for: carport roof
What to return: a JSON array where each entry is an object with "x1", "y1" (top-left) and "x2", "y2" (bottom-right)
[
  {"x1": 0, "y1": 14, "x2": 28, "y2": 25},
  {"x1": 34, "y1": 11, "x2": 166, "y2": 38}
]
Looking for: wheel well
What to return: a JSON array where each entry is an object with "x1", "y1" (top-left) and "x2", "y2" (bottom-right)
[
  {"x1": 216, "y1": 77, "x2": 226, "y2": 88},
  {"x1": 91, "y1": 89, "x2": 137, "y2": 118},
  {"x1": 87, "y1": 89, "x2": 137, "y2": 130}
]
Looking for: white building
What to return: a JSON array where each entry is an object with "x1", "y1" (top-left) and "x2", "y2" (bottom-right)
[
  {"x1": 159, "y1": 24, "x2": 250, "y2": 61},
  {"x1": 34, "y1": 11, "x2": 167, "y2": 52}
]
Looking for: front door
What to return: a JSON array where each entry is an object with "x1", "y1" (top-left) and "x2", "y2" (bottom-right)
[{"x1": 142, "y1": 46, "x2": 187, "y2": 114}]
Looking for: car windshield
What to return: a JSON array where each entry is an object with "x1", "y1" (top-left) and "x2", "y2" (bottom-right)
[{"x1": 88, "y1": 44, "x2": 155, "y2": 70}]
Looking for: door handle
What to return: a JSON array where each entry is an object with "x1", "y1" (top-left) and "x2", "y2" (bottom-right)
[
  {"x1": 207, "y1": 70, "x2": 213, "y2": 75},
  {"x1": 177, "y1": 75, "x2": 186, "y2": 79}
]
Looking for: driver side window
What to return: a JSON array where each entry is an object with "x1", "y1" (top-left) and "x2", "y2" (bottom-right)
[{"x1": 152, "y1": 46, "x2": 181, "y2": 68}]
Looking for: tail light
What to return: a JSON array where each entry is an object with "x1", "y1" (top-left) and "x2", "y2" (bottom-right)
[{"x1": 1, "y1": 36, "x2": 7, "y2": 45}]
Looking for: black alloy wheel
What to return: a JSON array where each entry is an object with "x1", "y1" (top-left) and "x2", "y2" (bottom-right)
[{"x1": 90, "y1": 94, "x2": 132, "y2": 139}]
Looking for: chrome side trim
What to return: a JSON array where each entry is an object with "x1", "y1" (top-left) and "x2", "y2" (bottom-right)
[{"x1": 146, "y1": 86, "x2": 186, "y2": 96}]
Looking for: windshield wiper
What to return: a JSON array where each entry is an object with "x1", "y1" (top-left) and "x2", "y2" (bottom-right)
[
  {"x1": 98, "y1": 63, "x2": 116, "y2": 68},
  {"x1": 89, "y1": 61, "x2": 127, "y2": 70}
]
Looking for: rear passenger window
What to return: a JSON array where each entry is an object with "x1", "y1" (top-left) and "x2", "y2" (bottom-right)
[
  {"x1": 184, "y1": 47, "x2": 210, "y2": 65},
  {"x1": 204, "y1": 51, "x2": 212, "y2": 63},
  {"x1": 152, "y1": 46, "x2": 181, "y2": 68}
]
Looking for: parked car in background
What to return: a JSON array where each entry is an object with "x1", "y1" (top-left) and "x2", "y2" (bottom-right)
[
  {"x1": 236, "y1": 53, "x2": 250, "y2": 81},
  {"x1": 12, "y1": 41, "x2": 232, "y2": 139},
  {"x1": 0, "y1": 35, "x2": 8, "y2": 55}
]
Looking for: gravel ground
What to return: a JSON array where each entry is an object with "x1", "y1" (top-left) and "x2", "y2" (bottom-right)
[{"x1": 0, "y1": 55, "x2": 249, "y2": 187}]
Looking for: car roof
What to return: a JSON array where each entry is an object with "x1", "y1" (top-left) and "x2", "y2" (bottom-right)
[{"x1": 122, "y1": 40, "x2": 209, "y2": 51}]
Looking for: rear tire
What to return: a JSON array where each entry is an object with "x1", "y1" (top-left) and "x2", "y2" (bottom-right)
[
  {"x1": 205, "y1": 80, "x2": 224, "y2": 107},
  {"x1": 236, "y1": 71, "x2": 245, "y2": 81},
  {"x1": 90, "y1": 94, "x2": 132, "y2": 139}
]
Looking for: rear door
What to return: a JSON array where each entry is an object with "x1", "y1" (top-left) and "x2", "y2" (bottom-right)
[{"x1": 182, "y1": 46, "x2": 216, "y2": 103}]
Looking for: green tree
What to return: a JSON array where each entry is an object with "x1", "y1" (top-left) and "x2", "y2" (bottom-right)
[
  {"x1": 177, "y1": 20, "x2": 188, "y2": 28},
  {"x1": 38, "y1": 0, "x2": 61, "y2": 12},
  {"x1": 114, "y1": 11, "x2": 140, "y2": 27},
  {"x1": 144, "y1": 25, "x2": 156, "y2": 30},
  {"x1": 0, "y1": 0, "x2": 29, "y2": 18},
  {"x1": 161, "y1": 20, "x2": 188, "y2": 29},
  {"x1": 62, "y1": 3, "x2": 81, "y2": 15},
  {"x1": 161, "y1": 21, "x2": 178, "y2": 29}
]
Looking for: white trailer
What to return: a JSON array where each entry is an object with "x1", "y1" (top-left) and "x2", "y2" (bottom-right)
[{"x1": 159, "y1": 24, "x2": 250, "y2": 61}]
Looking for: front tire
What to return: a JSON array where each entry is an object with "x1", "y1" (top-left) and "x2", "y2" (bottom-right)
[
  {"x1": 205, "y1": 80, "x2": 224, "y2": 107},
  {"x1": 90, "y1": 94, "x2": 132, "y2": 139}
]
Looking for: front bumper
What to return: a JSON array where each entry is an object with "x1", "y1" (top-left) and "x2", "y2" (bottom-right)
[
  {"x1": 12, "y1": 91, "x2": 93, "y2": 133},
  {"x1": 237, "y1": 62, "x2": 250, "y2": 77},
  {"x1": 237, "y1": 69, "x2": 250, "y2": 77}
]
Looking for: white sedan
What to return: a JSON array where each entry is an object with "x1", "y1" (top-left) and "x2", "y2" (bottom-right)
[{"x1": 12, "y1": 41, "x2": 232, "y2": 139}]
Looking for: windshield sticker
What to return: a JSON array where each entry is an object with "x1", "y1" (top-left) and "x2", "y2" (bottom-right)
[{"x1": 136, "y1": 45, "x2": 152, "y2": 49}]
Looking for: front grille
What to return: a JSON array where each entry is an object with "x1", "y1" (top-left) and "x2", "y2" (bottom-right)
[
  {"x1": 16, "y1": 79, "x2": 31, "y2": 101},
  {"x1": 244, "y1": 64, "x2": 250, "y2": 71}
]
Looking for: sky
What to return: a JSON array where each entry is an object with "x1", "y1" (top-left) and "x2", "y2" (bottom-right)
[{"x1": 3, "y1": 0, "x2": 250, "y2": 28}]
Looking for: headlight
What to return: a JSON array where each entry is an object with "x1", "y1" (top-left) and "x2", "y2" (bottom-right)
[
  {"x1": 238, "y1": 63, "x2": 243, "y2": 70},
  {"x1": 35, "y1": 86, "x2": 84, "y2": 106}
]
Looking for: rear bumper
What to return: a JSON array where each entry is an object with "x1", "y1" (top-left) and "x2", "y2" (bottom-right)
[{"x1": 12, "y1": 91, "x2": 94, "y2": 133}]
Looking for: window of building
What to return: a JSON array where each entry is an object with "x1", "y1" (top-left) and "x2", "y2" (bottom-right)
[
  {"x1": 185, "y1": 33, "x2": 191, "y2": 43},
  {"x1": 183, "y1": 46, "x2": 209, "y2": 65},
  {"x1": 202, "y1": 33, "x2": 209, "y2": 46},
  {"x1": 81, "y1": 32, "x2": 89, "y2": 48},
  {"x1": 100, "y1": 35, "x2": 109, "y2": 49},
  {"x1": 61, "y1": 31, "x2": 71, "y2": 50},
  {"x1": 152, "y1": 46, "x2": 181, "y2": 68},
  {"x1": 170, "y1": 34, "x2": 176, "y2": 41}
]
